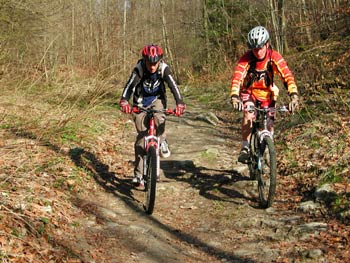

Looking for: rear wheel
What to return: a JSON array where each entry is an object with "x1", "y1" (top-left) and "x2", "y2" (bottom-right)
[
  {"x1": 257, "y1": 136, "x2": 276, "y2": 208},
  {"x1": 144, "y1": 146, "x2": 158, "y2": 214}
]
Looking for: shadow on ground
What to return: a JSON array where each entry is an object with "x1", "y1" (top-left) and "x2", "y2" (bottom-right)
[
  {"x1": 68, "y1": 147, "x2": 258, "y2": 263},
  {"x1": 6, "y1": 124, "x2": 258, "y2": 262},
  {"x1": 160, "y1": 160, "x2": 256, "y2": 205}
]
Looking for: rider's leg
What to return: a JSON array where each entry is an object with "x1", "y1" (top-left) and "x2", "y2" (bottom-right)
[
  {"x1": 242, "y1": 101, "x2": 255, "y2": 147},
  {"x1": 153, "y1": 99, "x2": 166, "y2": 140},
  {"x1": 238, "y1": 101, "x2": 255, "y2": 163},
  {"x1": 153, "y1": 99, "x2": 170, "y2": 158},
  {"x1": 133, "y1": 111, "x2": 148, "y2": 180}
]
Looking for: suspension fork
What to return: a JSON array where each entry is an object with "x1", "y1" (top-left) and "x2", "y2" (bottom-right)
[
  {"x1": 149, "y1": 115, "x2": 156, "y2": 136},
  {"x1": 143, "y1": 114, "x2": 160, "y2": 177}
]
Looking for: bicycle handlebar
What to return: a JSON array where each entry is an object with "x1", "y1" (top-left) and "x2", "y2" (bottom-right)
[
  {"x1": 245, "y1": 104, "x2": 290, "y2": 113},
  {"x1": 132, "y1": 106, "x2": 176, "y2": 115}
]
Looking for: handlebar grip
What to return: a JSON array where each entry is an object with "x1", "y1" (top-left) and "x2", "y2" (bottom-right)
[
  {"x1": 132, "y1": 107, "x2": 140, "y2": 113},
  {"x1": 131, "y1": 107, "x2": 176, "y2": 115},
  {"x1": 166, "y1": 109, "x2": 175, "y2": 115},
  {"x1": 279, "y1": 105, "x2": 290, "y2": 112}
]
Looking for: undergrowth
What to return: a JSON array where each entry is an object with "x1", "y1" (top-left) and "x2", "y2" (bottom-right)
[{"x1": 275, "y1": 88, "x2": 350, "y2": 222}]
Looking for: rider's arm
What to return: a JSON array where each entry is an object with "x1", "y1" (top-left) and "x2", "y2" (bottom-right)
[
  {"x1": 120, "y1": 68, "x2": 142, "y2": 101},
  {"x1": 162, "y1": 64, "x2": 184, "y2": 104},
  {"x1": 229, "y1": 52, "x2": 250, "y2": 98},
  {"x1": 271, "y1": 51, "x2": 298, "y2": 96}
]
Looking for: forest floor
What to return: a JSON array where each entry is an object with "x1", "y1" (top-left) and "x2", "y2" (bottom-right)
[{"x1": 1, "y1": 96, "x2": 350, "y2": 263}]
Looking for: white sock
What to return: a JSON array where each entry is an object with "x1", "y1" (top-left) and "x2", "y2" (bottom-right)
[{"x1": 242, "y1": 141, "x2": 249, "y2": 149}]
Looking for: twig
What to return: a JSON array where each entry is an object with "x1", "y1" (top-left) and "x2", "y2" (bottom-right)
[
  {"x1": 0, "y1": 230, "x2": 47, "y2": 262},
  {"x1": 1, "y1": 204, "x2": 40, "y2": 237}
]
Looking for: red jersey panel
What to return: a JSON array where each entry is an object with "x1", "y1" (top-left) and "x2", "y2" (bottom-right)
[{"x1": 230, "y1": 48, "x2": 298, "y2": 101}]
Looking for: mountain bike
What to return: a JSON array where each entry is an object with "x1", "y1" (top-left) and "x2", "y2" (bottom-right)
[
  {"x1": 246, "y1": 103, "x2": 289, "y2": 208},
  {"x1": 132, "y1": 106, "x2": 176, "y2": 215}
]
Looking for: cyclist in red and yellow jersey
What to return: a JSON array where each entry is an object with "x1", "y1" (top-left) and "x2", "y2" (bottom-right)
[{"x1": 230, "y1": 26, "x2": 299, "y2": 163}]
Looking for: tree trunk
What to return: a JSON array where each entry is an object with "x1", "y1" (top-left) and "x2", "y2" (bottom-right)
[
  {"x1": 269, "y1": 0, "x2": 281, "y2": 53},
  {"x1": 278, "y1": 0, "x2": 287, "y2": 53},
  {"x1": 203, "y1": 0, "x2": 210, "y2": 65},
  {"x1": 123, "y1": 0, "x2": 127, "y2": 75},
  {"x1": 159, "y1": 0, "x2": 179, "y2": 82},
  {"x1": 71, "y1": 1, "x2": 75, "y2": 67},
  {"x1": 301, "y1": 0, "x2": 312, "y2": 44},
  {"x1": 170, "y1": 0, "x2": 180, "y2": 83}
]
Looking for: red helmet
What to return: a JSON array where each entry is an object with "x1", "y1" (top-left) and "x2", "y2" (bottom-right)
[{"x1": 142, "y1": 44, "x2": 163, "y2": 63}]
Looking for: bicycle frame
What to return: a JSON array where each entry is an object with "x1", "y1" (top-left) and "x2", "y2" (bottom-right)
[
  {"x1": 134, "y1": 107, "x2": 175, "y2": 176},
  {"x1": 142, "y1": 113, "x2": 160, "y2": 178},
  {"x1": 246, "y1": 103, "x2": 289, "y2": 208},
  {"x1": 247, "y1": 104, "x2": 288, "y2": 142},
  {"x1": 144, "y1": 113, "x2": 159, "y2": 146},
  {"x1": 254, "y1": 110, "x2": 272, "y2": 141},
  {"x1": 132, "y1": 106, "x2": 175, "y2": 214}
]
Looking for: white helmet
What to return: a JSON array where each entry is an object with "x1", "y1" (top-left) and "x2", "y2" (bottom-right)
[{"x1": 247, "y1": 26, "x2": 270, "y2": 49}]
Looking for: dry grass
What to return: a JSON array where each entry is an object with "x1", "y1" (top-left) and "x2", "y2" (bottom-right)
[{"x1": 0, "y1": 72, "x2": 125, "y2": 262}]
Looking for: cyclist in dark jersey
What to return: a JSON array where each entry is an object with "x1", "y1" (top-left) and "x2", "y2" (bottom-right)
[{"x1": 119, "y1": 44, "x2": 186, "y2": 184}]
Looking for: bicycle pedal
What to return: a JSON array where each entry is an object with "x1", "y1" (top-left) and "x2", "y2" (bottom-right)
[
  {"x1": 132, "y1": 178, "x2": 144, "y2": 187},
  {"x1": 138, "y1": 179, "x2": 145, "y2": 187},
  {"x1": 238, "y1": 158, "x2": 250, "y2": 164}
]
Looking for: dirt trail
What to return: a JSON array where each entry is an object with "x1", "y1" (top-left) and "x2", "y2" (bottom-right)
[{"x1": 55, "y1": 101, "x2": 332, "y2": 263}]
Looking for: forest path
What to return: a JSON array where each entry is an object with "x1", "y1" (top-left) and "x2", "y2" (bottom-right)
[{"x1": 63, "y1": 102, "x2": 326, "y2": 263}]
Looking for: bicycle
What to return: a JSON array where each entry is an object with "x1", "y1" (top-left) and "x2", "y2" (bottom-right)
[
  {"x1": 132, "y1": 106, "x2": 176, "y2": 215},
  {"x1": 245, "y1": 103, "x2": 289, "y2": 208}
]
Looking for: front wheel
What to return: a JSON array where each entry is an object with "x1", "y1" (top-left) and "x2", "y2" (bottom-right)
[
  {"x1": 143, "y1": 146, "x2": 158, "y2": 214},
  {"x1": 256, "y1": 136, "x2": 277, "y2": 208}
]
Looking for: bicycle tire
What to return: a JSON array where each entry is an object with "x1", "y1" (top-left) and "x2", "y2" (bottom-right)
[
  {"x1": 257, "y1": 136, "x2": 277, "y2": 208},
  {"x1": 144, "y1": 146, "x2": 158, "y2": 214}
]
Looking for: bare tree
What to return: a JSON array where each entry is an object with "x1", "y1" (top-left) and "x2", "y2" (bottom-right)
[
  {"x1": 203, "y1": 0, "x2": 210, "y2": 65},
  {"x1": 269, "y1": 0, "x2": 282, "y2": 53},
  {"x1": 159, "y1": 0, "x2": 178, "y2": 81},
  {"x1": 123, "y1": 0, "x2": 127, "y2": 75},
  {"x1": 301, "y1": 0, "x2": 313, "y2": 44},
  {"x1": 1, "y1": 0, "x2": 348, "y2": 84}
]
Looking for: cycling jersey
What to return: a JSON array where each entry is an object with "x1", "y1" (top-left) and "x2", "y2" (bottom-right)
[
  {"x1": 230, "y1": 48, "x2": 298, "y2": 102},
  {"x1": 121, "y1": 59, "x2": 183, "y2": 107}
]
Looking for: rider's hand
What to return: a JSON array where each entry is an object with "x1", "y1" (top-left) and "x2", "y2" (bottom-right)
[
  {"x1": 175, "y1": 103, "x2": 186, "y2": 117},
  {"x1": 119, "y1": 99, "x2": 131, "y2": 114},
  {"x1": 288, "y1": 94, "x2": 299, "y2": 114},
  {"x1": 231, "y1": 96, "x2": 243, "y2": 111}
]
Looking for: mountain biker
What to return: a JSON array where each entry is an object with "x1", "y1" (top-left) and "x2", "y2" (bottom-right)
[
  {"x1": 229, "y1": 26, "x2": 299, "y2": 163},
  {"x1": 119, "y1": 44, "x2": 186, "y2": 184}
]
